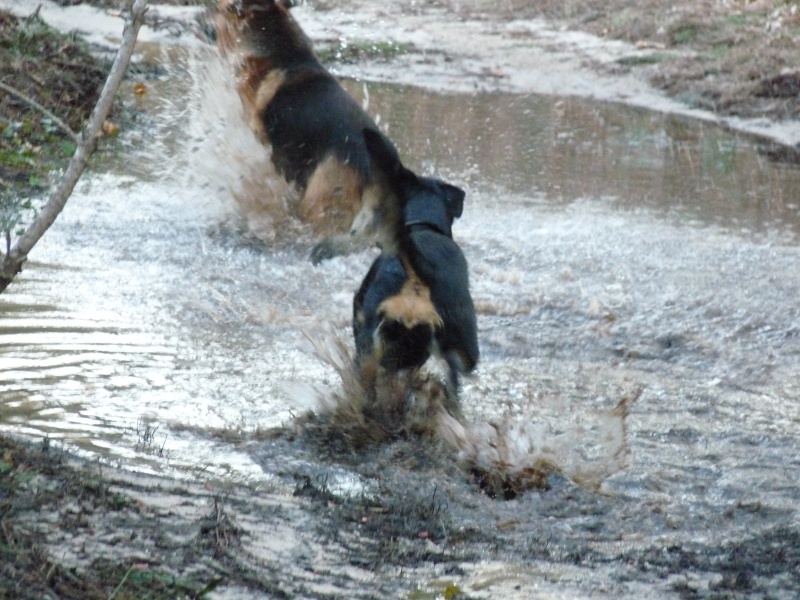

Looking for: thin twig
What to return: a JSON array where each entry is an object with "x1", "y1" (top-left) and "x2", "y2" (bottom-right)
[
  {"x1": 200, "y1": 556, "x2": 233, "y2": 577},
  {"x1": 107, "y1": 563, "x2": 134, "y2": 600},
  {"x1": 0, "y1": 0, "x2": 149, "y2": 291},
  {"x1": 0, "y1": 81, "x2": 79, "y2": 143},
  {"x1": 26, "y1": 5, "x2": 42, "y2": 22},
  {"x1": 0, "y1": 519, "x2": 15, "y2": 546},
  {"x1": 44, "y1": 561, "x2": 57, "y2": 583}
]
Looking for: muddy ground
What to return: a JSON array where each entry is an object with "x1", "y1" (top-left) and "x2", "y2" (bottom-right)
[
  {"x1": 302, "y1": 0, "x2": 800, "y2": 125},
  {"x1": 2, "y1": 1, "x2": 800, "y2": 599},
  {"x1": 447, "y1": 0, "x2": 800, "y2": 122}
]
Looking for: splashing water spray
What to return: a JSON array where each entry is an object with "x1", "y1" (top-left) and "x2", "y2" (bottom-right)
[
  {"x1": 160, "y1": 32, "x2": 639, "y2": 499},
  {"x1": 297, "y1": 332, "x2": 640, "y2": 498}
]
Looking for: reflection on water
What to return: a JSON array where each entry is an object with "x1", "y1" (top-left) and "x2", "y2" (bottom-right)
[
  {"x1": 122, "y1": 46, "x2": 800, "y2": 238},
  {"x1": 353, "y1": 82, "x2": 800, "y2": 238},
  {"x1": 1, "y1": 44, "x2": 799, "y2": 510}
]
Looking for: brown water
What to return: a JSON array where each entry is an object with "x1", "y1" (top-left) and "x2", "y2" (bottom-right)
[
  {"x1": 1, "y1": 44, "x2": 800, "y2": 574},
  {"x1": 366, "y1": 82, "x2": 800, "y2": 238}
]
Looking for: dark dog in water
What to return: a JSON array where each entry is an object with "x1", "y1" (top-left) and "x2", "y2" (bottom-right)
[
  {"x1": 214, "y1": 0, "x2": 399, "y2": 263},
  {"x1": 353, "y1": 129, "x2": 479, "y2": 405}
]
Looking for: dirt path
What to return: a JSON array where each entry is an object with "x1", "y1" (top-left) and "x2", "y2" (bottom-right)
[{"x1": 296, "y1": 0, "x2": 800, "y2": 149}]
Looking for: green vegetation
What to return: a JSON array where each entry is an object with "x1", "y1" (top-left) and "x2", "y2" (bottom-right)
[
  {"x1": 1, "y1": 116, "x2": 77, "y2": 243},
  {"x1": 616, "y1": 53, "x2": 666, "y2": 66},
  {"x1": 318, "y1": 38, "x2": 415, "y2": 65},
  {"x1": 668, "y1": 21, "x2": 700, "y2": 45},
  {"x1": 725, "y1": 14, "x2": 749, "y2": 26},
  {"x1": 0, "y1": 10, "x2": 105, "y2": 249}
]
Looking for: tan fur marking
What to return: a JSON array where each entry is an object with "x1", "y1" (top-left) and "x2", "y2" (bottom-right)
[
  {"x1": 378, "y1": 266, "x2": 443, "y2": 330},
  {"x1": 301, "y1": 156, "x2": 363, "y2": 235},
  {"x1": 348, "y1": 183, "x2": 400, "y2": 252},
  {"x1": 247, "y1": 69, "x2": 286, "y2": 142},
  {"x1": 354, "y1": 183, "x2": 381, "y2": 228},
  {"x1": 216, "y1": 0, "x2": 239, "y2": 14},
  {"x1": 214, "y1": 1, "x2": 247, "y2": 58}
]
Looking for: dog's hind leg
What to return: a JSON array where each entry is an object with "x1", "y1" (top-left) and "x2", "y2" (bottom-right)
[
  {"x1": 310, "y1": 182, "x2": 388, "y2": 264},
  {"x1": 300, "y1": 156, "x2": 363, "y2": 235},
  {"x1": 441, "y1": 349, "x2": 470, "y2": 419}
]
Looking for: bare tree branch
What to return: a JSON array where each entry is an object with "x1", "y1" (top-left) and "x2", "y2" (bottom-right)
[
  {"x1": 0, "y1": 0, "x2": 149, "y2": 292},
  {"x1": 0, "y1": 81, "x2": 80, "y2": 143}
]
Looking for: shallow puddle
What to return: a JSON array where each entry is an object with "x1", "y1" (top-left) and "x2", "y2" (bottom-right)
[
  {"x1": 1, "y1": 42, "x2": 799, "y2": 537},
  {"x1": 364, "y1": 80, "x2": 800, "y2": 237}
]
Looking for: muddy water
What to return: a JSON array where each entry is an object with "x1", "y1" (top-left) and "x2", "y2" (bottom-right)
[{"x1": 2, "y1": 41, "x2": 800, "y2": 584}]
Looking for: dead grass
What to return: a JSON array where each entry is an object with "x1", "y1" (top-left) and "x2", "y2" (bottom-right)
[
  {"x1": 0, "y1": 10, "x2": 107, "y2": 195},
  {"x1": 567, "y1": 1, "x2": 800, "y2": 119},
  {"x1": 197, "y1": 494, "x2": 244, "y2": 559},
  {"x1": 0, "y1": 11, "x2": 106, "y2": 131},
  {"x1": 293, "y1": 474, "x2": 465, "y2": 564}
]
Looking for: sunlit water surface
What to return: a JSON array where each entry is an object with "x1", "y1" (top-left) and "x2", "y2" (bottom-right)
[{"x1": 1, "y1": 45, "x2": 799, "y2": 534}]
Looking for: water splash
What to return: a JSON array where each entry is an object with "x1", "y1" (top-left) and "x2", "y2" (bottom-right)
[
  {"x1": 292, "y1": 332, "x2": 636, "y2": 498},
  {"x1": 157, "y1": 44, "x2": 304, "y2": 244}
]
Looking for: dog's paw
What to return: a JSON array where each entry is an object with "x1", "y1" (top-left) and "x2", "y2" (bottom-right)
[{"x1": 310, "y1": 239, "x2": 337, "y2": 265}]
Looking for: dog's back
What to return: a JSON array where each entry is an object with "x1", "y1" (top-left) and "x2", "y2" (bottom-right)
[
  {"x1": 407, "y1": 227, "x2": 479, "y2": 375},
  {"x1": 263, "y1": 72, "x2": 375, "y2": 192},
  {"x1": 354, "y1": 130, "x2": 479, "y2": 392}
]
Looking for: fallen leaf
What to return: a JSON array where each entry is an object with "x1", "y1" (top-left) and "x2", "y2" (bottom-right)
[{"x1": 102, "y1": 121, "x2": 119, "y2": 136}]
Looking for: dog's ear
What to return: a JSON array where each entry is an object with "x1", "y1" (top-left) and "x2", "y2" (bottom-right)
[
  {"x1": 219, "y1": 0, "x2": 285, "y2": 14},
  {"x1": 441, "y1": 182, "x2": 465, "y2": 220}
]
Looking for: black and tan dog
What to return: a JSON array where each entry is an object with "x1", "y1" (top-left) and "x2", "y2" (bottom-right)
[
  {"x1": 353, "y1": 129, "x2": 479, "y2": 407},
  {"x1": 215, "y1": 0, "x2": 398, "y2": 263}
]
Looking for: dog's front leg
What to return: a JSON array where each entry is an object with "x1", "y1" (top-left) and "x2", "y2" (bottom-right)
[{"x1": 310, "y1": 232, "x2": 367, "y2": 264}]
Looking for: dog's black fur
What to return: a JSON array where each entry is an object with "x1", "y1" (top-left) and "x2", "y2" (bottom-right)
[
  {"x1": 354, "y1": 129, "x2": 479, "y2": 398},
  {"x1": 215, "y1": 0, "x2": 398, "y2": 263}
]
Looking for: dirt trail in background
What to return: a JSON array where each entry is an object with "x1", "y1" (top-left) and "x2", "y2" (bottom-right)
[
  {"x1": 433, "y1": 0, "x2": 800, "y2": 121},
  {"x1": 302, "y1": 0, "x2": 800, "y2": 152},
  {"x1": 4, "y1": 0, "x2": 800, "y2": 147}
]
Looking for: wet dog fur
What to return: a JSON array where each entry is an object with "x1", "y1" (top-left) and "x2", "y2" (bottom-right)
[
  {"x1": 354, "y1": 129, "x2": 479, "y2": 409},
  {"x1": 214, "y1": 0, "x2": 399, "y2": 263}
]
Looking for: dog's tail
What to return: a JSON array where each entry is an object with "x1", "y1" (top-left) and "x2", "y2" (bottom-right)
[{"x1": 361, "y1": 128, "x2": 414, "y2": 258}]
